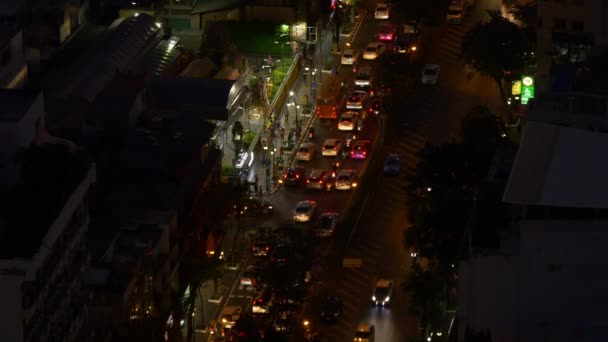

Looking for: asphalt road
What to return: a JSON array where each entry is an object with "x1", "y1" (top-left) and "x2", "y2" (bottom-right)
[{"x1": 218, "y1": 0, "x2": 505, "y2": 340}]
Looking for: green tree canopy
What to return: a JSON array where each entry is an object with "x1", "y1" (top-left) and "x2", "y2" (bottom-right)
[{"x1": 461, "y1": 10, "x2": 529, "y2": 101}]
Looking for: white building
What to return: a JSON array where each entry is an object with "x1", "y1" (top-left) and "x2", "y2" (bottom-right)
[
  {"x1": 458, "y1": 121, "x2": 608, "y2": 342},
  {"x1": 0, "y1": 88, "x2": 96, "y2": 342}
]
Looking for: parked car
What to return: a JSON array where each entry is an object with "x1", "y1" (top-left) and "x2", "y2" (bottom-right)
[
  {"x1": 296, "y1": 142, "x2": 317, "y2": 161},
  {"x1": 293, "y1": 200, "x2": 317, "y2": 222},
  {"x1": 315, "y1": 212, "x2": 339, "y2": 237},
  {"x1": 240, "y1": 265, "x2": 261, "y2": 288},
  {"x1": 280, "y1": 166, "x2": 306, "y2": 186}
]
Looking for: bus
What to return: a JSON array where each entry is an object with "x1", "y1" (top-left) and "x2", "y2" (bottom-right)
[{"x1": 316, "y1": 74, "x2": 345, "y2": 119}]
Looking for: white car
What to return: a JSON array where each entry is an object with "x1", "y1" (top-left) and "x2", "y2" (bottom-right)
[
  {"x1": 371, "y1": 279, "x2": 394, "y2": 306},
  {"x1": 322, "y1": 138, "x2": 342, "y2": 156},
  {"x1": 355, "y1": 71, "x2": 372, "y2": 87},
  {"x1": 335, "y1": 169, "x2": 358, "y2": 190},
  {"x1": 293, "y1": 200, "x2": 317, "y2": 222},
  {"x1": 374, "y1": 3, "x2": 390, "y2": 19},
  {"x1": 421, "y1": 64, "x2": 440, "y2": 85},
  {"x1": 346, "y1": 90, "x2": 368, "y2": 109},
  {"x1": 363, "y1": 43, "x2": 386, "y2": 60},
  {"x1": 296, "y1": 142, "x2": 316, "y2": 161},
  {"x1": 338, "y1": 111, "x2": 359, "y2": 131},
  {"x1": 341, "y1": 49, "x2": 358, "y2": 65},
  {"x1": 354, "y1": 323, "x2": 375, "y2": 342}
]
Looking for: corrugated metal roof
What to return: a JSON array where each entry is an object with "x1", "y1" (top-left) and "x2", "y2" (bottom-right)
[{"x1": 68, "y1": 14, "x2": 161, "y2": 102}]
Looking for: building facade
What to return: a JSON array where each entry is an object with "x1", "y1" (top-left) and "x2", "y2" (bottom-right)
[{"x1": 536, "y1": 0, "x2": 608, "y2": 91}]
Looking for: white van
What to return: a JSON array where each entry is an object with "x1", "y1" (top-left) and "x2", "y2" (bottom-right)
[{"x1": 446, "y1": 0, "x2": 467, "y2": 25}]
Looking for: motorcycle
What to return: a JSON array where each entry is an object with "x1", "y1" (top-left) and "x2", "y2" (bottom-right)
[{"x1": 308, "y1": 127, "x2": 315, "y2": 140}]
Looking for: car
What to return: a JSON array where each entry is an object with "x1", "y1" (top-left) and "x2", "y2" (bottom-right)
[
  {"x1": 354, "y1": 323, "x2": 375, "y2": 342},
  {"x1": 316, "y1": 212, "x2": 339, "y2": 237},
  {"x1": 238, "y1": 197, "x2": 273, "y2": 216},
  {"x1": 273, "y1": 310, "x2": 292, "y2": 332},
  {"x1": 346, "y1": 90, "x2": 368, "y2": 109},
  {"x1": 394, "y1": 34, "x2": 418, "y2": 54},
  {"x1": 368, "y1": 99, "x2": 381, "y2": 115},
  {"x1": 355, "y1": 71, "x2": 372, "y2": 87},
  {"x1": 280, "y1": 166, "x2": 306, "y2": 186},
  {"x1": 220, "y1": 306, "x2": 242, "y2": 330},
  {"x1": 421, "y1": 64, "x2": 440, "y2": 85},
  {"x1": 335, "y1": 169, "x2": 358, "y2": 190},
  {"x1": 293, "y1": 200, "x2": 316, "y2": 222},
  {"x1": 338, "y1": 111, "x2": 359, "y2": 131},
  {"x1": 341, "y1": 49, "x2": 358, "y2": 65},
  {"x1": 363, "y1": 43, "x2": 386, "y2": 60},
  {"x1": 350, "y1": 141, "x2": 369, "y2": 159},
  {"x1": 270, "y1": 244, "x2": 291, "y2": 264},
  {"x1": 371, "y1": 279, "x2": 394, "y2": 306},
  {"x1": 240, "y1": 265, "x2": 261, "y2": 288},
  {"x1": 252, "y1": 239, "x2": 272, "y2": 257},
  {"x1": 252, "y1": 285, "x2": 274, "y2": 315},
  {"x1": 322, "y1": 138, "x2": 343, "y2": 157},
  {"x1": 378, "y1": 24, "x2": 396, "y2": 41},
  {"x1": 321, "y1": 296, "x2": 343, "y2": 321},
  {"x1": 306, "y1": 169, "x2": 329, "y2": 190},
  {"x1": 374, "y1": 2, "x2": 389, "y2": 19},
  {"x1": 383, "y1": 153, "x2": 401, "y2": 175},
  {"x1": 296, "y1": 142, "x2": 317, "y2": 161}
]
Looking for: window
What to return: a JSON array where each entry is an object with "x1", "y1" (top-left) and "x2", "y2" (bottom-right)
[
  {"x1": 572, "y1": 20, "x2": 584, "y2": 31},
  {"x1": 554, "y1": 19, "x2": 566, "y2": 30}
]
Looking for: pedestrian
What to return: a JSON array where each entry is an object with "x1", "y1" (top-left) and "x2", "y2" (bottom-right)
[
  {"x1": 296, "y1": 125, "x2": 302, "y2": 140},
  {"x1": 280, "y1": 127, "x2": 285, "y2": 142}
]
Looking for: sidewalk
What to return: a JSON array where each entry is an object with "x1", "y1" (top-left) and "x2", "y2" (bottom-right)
[{"x1": 246, "y1": 25, "x2": 337, "y2": 195}]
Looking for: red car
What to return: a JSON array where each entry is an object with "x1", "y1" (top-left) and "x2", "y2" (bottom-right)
[
  {"x1": 379, "y1": 24, "x2": 397, "y2": 42},
  {"x1": 350, "y1": 141, "x2": 369, "y2": 159}
]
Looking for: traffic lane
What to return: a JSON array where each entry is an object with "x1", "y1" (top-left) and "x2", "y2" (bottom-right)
[
  {"x1": 355, "y1": 175, "x2": 418, "y2": 342},
  {"x1": 267, "y1": 114, "x2": 379, "y2": 221}
]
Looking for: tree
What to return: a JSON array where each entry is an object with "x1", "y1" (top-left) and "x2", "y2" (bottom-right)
[
  {"x1": 404, "y1": 263, "x2": 444, "y2": 338},
  {"x1": 461, "y1": 10, "x2": 529, "y2": 102},
  {"x1": 508, "y1": 0, "x2": 537, "y2": 29}
]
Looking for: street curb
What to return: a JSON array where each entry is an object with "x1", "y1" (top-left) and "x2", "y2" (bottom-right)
[{"x1": 336, "y1": 9, "x2": 367, "y2": 74}]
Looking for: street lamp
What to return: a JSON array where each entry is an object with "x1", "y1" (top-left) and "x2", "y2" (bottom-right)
[
  {"x1": 288, "y1": 90, "x2": 300, "y2": 131},
  {"x1": 274, "y1": 33, "x2": 290, "y2": 71}
]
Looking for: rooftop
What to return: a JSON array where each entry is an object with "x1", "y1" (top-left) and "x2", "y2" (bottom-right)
[
  {"x1": 0, "y1": 89, "x2": 39, "y2": 122},
  {"x1": 192, "y1": 0, "x2": 241, "y2": 14},
  {"x1": 504, "y1": 121, "x2": 608, "y2": 208},
  {"x1": 87, "y1": 113, "x2": 217, "y2": 260}
]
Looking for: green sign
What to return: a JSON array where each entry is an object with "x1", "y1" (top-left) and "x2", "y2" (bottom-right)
[{"x1": 521, "y1": 75, "x2": 535, "y2": 105}]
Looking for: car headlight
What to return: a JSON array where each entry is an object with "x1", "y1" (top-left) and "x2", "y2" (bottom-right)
[
  {"x1": 372, "y1": 296, "x2": 376, "y2": 301},
  {"x1": 384, "y1": 296, "x2": 390, "y2": 302}
]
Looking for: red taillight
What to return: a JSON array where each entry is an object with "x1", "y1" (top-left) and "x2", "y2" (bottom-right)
[
  {"x1": 334, "y1": 146, "x2": 338, "y2": 150},
  {"x1": 307, "y1": 180, "x2": 310, "y2": 183},
  {"x1": 296, "y1": 174, "x2": 300, "y2": 179},
  {"x1": 319, "y1": 180, "x2": 323, "y2": 184},
  {"x1": 363, "y1": 151, "x2": 367, "y2": 155},
  {"x1": 265, "y1": 246, "x2": 269, "y2": 251},
  {"x1": 351, "y1": 151, "x2": 354, "y2": 155},
  {"x1": 371, "y1": 90, "x2": 375, "y2": 96}
]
